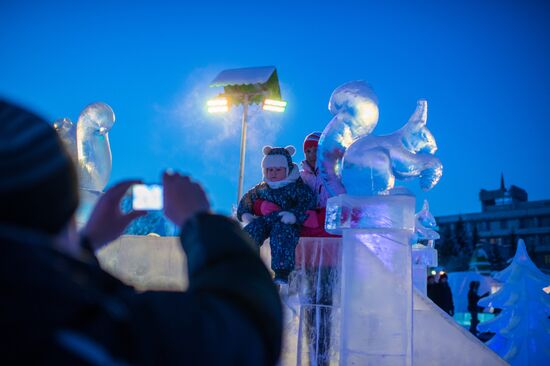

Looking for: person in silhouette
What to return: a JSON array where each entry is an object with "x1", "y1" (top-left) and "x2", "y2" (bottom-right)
[
  {"x1": 434, "y1": 273, "x2": 454, "y2": 316},
  {"x1": 468, "y1": 280, "x2": 490, "y2": 335}
]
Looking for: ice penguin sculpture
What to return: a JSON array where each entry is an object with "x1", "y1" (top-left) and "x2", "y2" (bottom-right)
[
  {"x1": 76, "y1": 102, "x2": 115, "y2": 192},
  {"x1": 54, "y1": 102, "x2": 115, "y2": 226},
  {"x1": 318, "y1": 81, "x2": 442, "y2": 366},
  {"x1": 54, "y1": 102, "x2": 115, "y2": 192}
]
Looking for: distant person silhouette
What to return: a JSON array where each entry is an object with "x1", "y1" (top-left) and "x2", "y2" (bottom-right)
[
  {"x1": 468, "y1": 280, "x2": 490, "y2": 335},
  {"x1": 434, "y1": 273, "x2": 454, "y2": 316}
]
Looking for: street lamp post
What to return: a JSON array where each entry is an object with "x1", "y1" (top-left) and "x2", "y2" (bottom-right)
[
  {"x1": 207, "y1": 66, "x2": 287, "y2": 203},
  {"x1": 237, "y1": 95, "x2": 249, "y2": 202}
]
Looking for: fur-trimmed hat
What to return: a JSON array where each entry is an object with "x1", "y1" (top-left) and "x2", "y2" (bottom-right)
[
  {"x1": 0, "y1": 100, "x2": 79, "y2": 234},
  {"x1": 261, "y1": 145, "x2": 296, "y2": 177},
  {"x1": 303, "y1": 131, "x2": 321, "y2": 151}
]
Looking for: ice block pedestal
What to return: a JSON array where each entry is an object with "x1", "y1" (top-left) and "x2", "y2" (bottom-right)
[
  {"x1": 411, "y1": 244, "x2": 438, "y2": 296},
  {"x1": 326, "y1": 194, "x2": 416, "y2": 366}
]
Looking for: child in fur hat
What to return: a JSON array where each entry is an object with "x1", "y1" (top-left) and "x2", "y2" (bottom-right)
[{"x1": 237, "y1": 145, "x2": 316, "y2": 284}]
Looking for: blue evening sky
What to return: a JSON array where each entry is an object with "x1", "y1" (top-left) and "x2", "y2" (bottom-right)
[{"x1": 1, "y1": 0, "x2": 549, "y2": 217}]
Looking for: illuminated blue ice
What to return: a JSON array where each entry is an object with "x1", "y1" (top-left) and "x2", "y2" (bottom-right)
[
  {"x1": 342, "y1": 100, "x2": 443, "y2": 196},
  {"x1": 317, "y1": 81, "x2": 379, "y2": 197},
  {"x1": 76, "y1": 102, "x2": 115, "y2": 192}
]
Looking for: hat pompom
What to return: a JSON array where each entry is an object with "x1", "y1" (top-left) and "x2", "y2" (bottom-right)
[{"x1": 263, "y1": 145, "x2": 273, "y2": 155}]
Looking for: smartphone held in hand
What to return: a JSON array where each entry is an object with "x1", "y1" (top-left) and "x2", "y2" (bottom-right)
[{"x1": 131, "y1": 184, "x2": 163, "y2": 211}]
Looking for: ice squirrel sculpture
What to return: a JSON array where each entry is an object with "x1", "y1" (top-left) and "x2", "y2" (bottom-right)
[
  {"x1": 54, "y1": 102, "x2": 115, "y2": 192},
  {"x1": 318, "y1": 80, "x2": 443, "y2": 196}
]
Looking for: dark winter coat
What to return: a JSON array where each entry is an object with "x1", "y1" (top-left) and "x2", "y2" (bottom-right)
[
  {"x1": 0, "y1": 214, "x2": 282, "y2": 365},
  {"x1": 237, "y1": 175, "x2": 316, "y2": 225},
  {"x1": 434, "y1": 282, "x2": 455, "y2": 315},
  {"x1": 468, "y1": 289, "x2": 489, "y2": 313}
]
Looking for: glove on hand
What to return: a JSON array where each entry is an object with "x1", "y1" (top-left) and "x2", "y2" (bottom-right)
[
  {"x1": 278, "y1": 211, "x2": 296, "y2": 225},
  {"x1": 241, "y1": 213, "x2": 257, "y2": 225},
  {"x1": 260, "y1": 200, "x2": 282, "y2": 216}
]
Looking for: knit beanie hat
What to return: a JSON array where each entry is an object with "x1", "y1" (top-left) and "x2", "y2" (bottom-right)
[
  {"x1": 303, "y1": 131, "x2": 321, "y2": 151},
  {"x1": 0, "y1": 100, "x2": 79, "y2": 234},
  {"x1": 261, "y1": 145, "x2": 296, "y2": 177}
]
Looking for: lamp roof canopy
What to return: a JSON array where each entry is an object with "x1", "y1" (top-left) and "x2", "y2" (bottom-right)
[{"x1": 210, "y1": 66, "x2": 282, "y2": 105}]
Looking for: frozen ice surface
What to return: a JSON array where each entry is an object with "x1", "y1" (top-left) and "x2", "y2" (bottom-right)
[
  {"x1": 95, "y1": 234, "x2": 506, "y2": 365},
  {"x1": 75, "y1": 188, "x2": 102, "y2": 228},
  {"x1": 412, "y1": 199, "x2": 440, "y2": 244},
  {"x1": 53, "y1": 117, "x2": 77, "y2": 163},
  {"x1": 325, "y1": 194, "x2": 416, "y2": 235},
  {"x1": 412, "y1": 244, "x2": 438, "y2": 295},
  {"x1": 318, "y1": 81, "x2": 379, "y2": 197},
  {"x1": 76, "y1": 102, "x2": 115, "y2": 192},
  {"x1": 97, "y1": 235, "x2": 186, "y2": 292},
  {"x1": 54, "y1": 102, "x2": 116, "y2": 226},
  {"x1": 329, "y1": 194, "x2": 415, "y2": 365},
  {"x1": 478, "y1": 240, "x2": 550, "y2": 366},
  {"x1": 341, "y1": 100, "x2": 443, "y2": 196},
  {"x1": 318, "y1": 81, "x2": 442, "y2": 198}
]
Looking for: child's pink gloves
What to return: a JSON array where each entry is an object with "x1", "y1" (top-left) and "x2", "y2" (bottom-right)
[
  {"x1": 278, "y1": 211, "x2": 296, "y2": 224},
  {"x1": 260, "y1": 200, "x2": 281, "y2": 215}
]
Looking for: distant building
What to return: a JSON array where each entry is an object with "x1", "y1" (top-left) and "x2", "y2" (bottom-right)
[{"x1": 435, "y1": 175, "x2": 550, "y2": 273}]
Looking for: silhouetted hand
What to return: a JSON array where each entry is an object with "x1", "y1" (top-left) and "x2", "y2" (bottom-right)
[
  {"x1": 163, "y1": 171, "x2": 210, "y2": 228},
  {"x1": 81, "y1": 180, "x2": 146, "y2": 251}
]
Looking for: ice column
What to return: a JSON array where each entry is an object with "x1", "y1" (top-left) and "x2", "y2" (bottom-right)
[
  {"x1": 411, "y1": 244, "x2": 438, "y2": 296},
  {"x1": 326, "y1": 194, "x2": 415, "y2": 366}
]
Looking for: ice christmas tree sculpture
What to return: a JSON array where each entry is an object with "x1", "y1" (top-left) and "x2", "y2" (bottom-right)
[{"x1": 478, "y1": 239, "x2": 550, "y2": 366}]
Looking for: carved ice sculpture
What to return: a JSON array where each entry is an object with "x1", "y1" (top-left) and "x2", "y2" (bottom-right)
[
  {"x1": 320, "y1": 81, "x2": 442, "y2": 366},
  {"x1": 54, "y1": 102, "x2": 115, "y2": 226},
  {"x1": 54, "y1": 102, "x2": 115, "y2": 192},
  {"x1": 318, "y1": 81, "x2": 379, "y2": 197},
  {"x1": 413, "y1": 199, "x2": 440, "y2": 245},
  {"x1": 412, "y1": 200, "x2": 439, "y2": 296},
  {"x1": 76, "y1": 102, "x2": 115, "y2": 192},
  {"x1": 53, "y1": 117, "x2": 77, "y2": 164}
]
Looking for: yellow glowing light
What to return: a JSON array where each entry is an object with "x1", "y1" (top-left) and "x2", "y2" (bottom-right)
[
  {"x1": 439, "y1": 271, "x2": 445, "y2": 275},
  {"x1": 264, "y1": 99, "x2": 287, "y2": 107},
  {"x1": 207, "y1": 98, "x2": 228, "y2": 107},
  {"x1": 207, "y1": 105, "x2": 229, "y2": 113},
  {"x1": 543, "y1": 285, "x2": 550, "y2": 294},
  {"x1": 431, "y1": 270, "x2": 436, "y2": 275},
  {"x1": 263, "y1": 104, "x2": 285, "y2": 113}
]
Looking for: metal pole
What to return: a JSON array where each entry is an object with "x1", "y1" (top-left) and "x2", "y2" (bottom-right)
[{"x1": 237, "y1": 95, "x2": 249, "y2": 202}]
